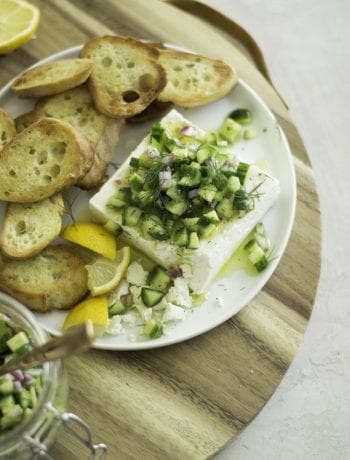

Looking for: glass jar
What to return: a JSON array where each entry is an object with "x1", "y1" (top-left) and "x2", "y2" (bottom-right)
[{"x1": 0, "y1": 291, "x2": 107, "y2": 459}]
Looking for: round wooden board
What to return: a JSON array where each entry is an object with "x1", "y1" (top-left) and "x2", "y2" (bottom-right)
[{"x1": 0, "y1": 1, "x2": 321, "y2": 458}]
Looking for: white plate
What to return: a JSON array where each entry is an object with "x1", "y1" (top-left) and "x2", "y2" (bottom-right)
[{"x1": 0, "y1": 45, "x2": 296, "y2": 350}]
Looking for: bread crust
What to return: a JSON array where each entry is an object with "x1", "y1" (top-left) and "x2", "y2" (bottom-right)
[
  {"x1": 33, "y1": 84, "x2": 125, "y2": 189},
  {"x1": 0, "y1": 108, "x2": 16, "y2": 150},
  {"x1": 0, "y1": 244, "x2": 88, "y2": 312},
  {"x1": 157, "y1": 49, "x2": 237, "y2": 107},
  {"x1": 80, "y1": 35, "x2": 167, "y2": 118},
  {"x1": 0, "y1": 194, "x2": 65, "y2": 259},
  {"x1": 0, "y1": 117, "x2": 94, "y2": 202},
  {"x1": 11, "y1": 59, "x2": 94, "y2": 98},
  {"x1": 14, "y1": 111, "x2": 39, "y2": 133}
]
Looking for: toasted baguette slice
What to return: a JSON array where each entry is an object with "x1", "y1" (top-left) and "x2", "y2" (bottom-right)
[
  {"x1": 0, "y1": 108, "x2": 16, "y2": 150},
  {"x1": 14, "y1": 111, "x2": 39, "y2": 133},
  {"x1": 0, "y1": 244, "x2": 88, "y2": 312},
  {"x1": 80, "y1": 35, "x2": 167, "y2": 118},
  {"x1": 0, "y1": 194, "x2": 65, "y2": 259},
  {"x1": 157, "y1": 49, "x2": 237, "y2": 107},
  {"x1": 11, "y1": 59, "x2": 94, "y2": 98},
  {"x1": 0, "y1": 117, "x2": 94, "y2": 202},
  {"x1": 34, "y1": 85, "x2": 125, "y2": 189}
]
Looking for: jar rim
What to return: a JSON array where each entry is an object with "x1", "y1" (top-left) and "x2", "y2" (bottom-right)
[{"x1": 0, "y1": 291, "x2": 61, "y2": 452}]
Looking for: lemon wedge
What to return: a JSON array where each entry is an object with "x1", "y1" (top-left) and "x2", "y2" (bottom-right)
[
  {"x1": 61, "y1": 222, "x2": 117, "y2": 260},
  {"x1": 0, "y1": 0, "x2": 40, "y2": 54},
  {"x1": 62, "y1": 297, "x2": 108, "y2": 337},
  {"x1": 86, "y1": 246, "x2": 131, "y2": 296}
]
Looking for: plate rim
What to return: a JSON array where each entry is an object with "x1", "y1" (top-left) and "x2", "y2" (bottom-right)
[{"x1": 0, "y1": 43, "x2": 296, "y2": 351}]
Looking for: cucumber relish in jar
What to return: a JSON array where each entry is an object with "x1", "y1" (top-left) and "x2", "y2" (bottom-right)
[{"x1": 0, "y1": 291, "x2": 107, "y2": 459}]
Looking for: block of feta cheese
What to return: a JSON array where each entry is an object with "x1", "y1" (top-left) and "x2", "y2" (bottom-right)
[{"x1": 89, "y1": 109, "x2": 280, "y2": 294}]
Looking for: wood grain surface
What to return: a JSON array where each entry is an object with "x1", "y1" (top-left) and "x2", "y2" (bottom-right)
[{"x1": 0, "y1": 1, "x2": 321, "y2": 459}]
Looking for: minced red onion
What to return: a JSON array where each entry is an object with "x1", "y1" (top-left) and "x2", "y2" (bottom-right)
[
  {"x1": 22, "y1": 373, "x2": 34, "y2": 385},
  {"x1": 221, "y1": 161, "x2": 230, "y2": 170},
  {"x1": 11, "y1": 369, "x2": 24, "y2": 381},
  {"x1": 114, "y1": 179, "x2": 122, "y2": 185},
  {"x1": 180, "y1": 125, "x2": 197, "y2": 137},
  {"x1": 168, "y1": 267, "x2": 183, "y2": 279}
]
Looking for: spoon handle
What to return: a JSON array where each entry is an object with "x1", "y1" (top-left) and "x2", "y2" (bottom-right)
[{"x1": 0, "y1": 321, "x2": 95, "y2": 376}]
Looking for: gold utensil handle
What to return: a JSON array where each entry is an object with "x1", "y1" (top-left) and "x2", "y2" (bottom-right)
[{"x1": 0, "y1": 321, "x2": 95, "y2": 376}]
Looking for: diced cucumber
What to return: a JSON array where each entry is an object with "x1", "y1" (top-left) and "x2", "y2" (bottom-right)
[
  {"x1": 183, "y1": 217, "x2": 200, "y2": 232},
  {"x1": 141, "y1": 215, "x2": 168, "y2": 240},
  {"x1": 106, "y1": 196, "x2": 126, "y2": 209},
  {"x1": 178, "y1": 162, "x2": 201, "y2": 187},
  {"x1": 136, "y1": 190, "x2": 153, "y2": 208},
  {"x1": 198, "y1": 223, "x2": 217, "y2": 239},
  {"x1": 164, "y1": 199, "x2": 188, "y2": 216},
  {"x1": 166, "y1": 185, "x2": 184, "y2": 201},
  {"x1": 233, "y1": 189, "x2": 254, "y2": 212},
  {"x1": 16, "y1": 389, "x2": 31, "y2": 410},
  {"x1": 198, "y1": 185, "x2": 217, "y2": 203},
  {"x1": 147, "y1": 266, "x2": 171, "y2": 291},
  {"x1": 0, "y1": 405, "x2": 23, "y2": 430},
  {"x1": 129, "y1": 172, "x2": 144, "y2": 190},
  {"x1": 164, "y1": 218, "x2": 176, "y2": 235},
  {"x1": 205, "y1": 131, "x2": 218, "y2": 145},
  {"x1": 138, "y1": 151, "x2": 157, "y2": 168},
  {"x1": 0, "y1": 395, "x2": 15, "y2": 414},
  {"x1": 226, "y1": 175, "x2": 241, "y2": 193},
  {"x1": 143, "y1": 320, "x2": 163, "y2": 338},
  {"x1": 0, "y1": 379, "x2": 14, "y2": 396},
  {"x1": 218, "y1": 117, "x2": 241, "y2": 144},
  {"x1": 129, "y1": 157, "x2": 139, "y2": 168},
  {"x1": 109, "y1": 300, "x2": 126, "y2": 316},
  {"x1": 141, "y1": 287, "x2": 165, "y2": 308},
  {"x1": 244, "y1": 239, "x2": 269, "y2": 272},
  {"x1": 235, "y1": 162, "x2": 250, "y2": 185},
  {"x1": 0, "y1": 322, "x2": 12, "y2": 354},
  {"x1": 174, "y1": 227, "x2": 188, "y2": 247},
  {"x1": 123, "y1": 206, "x2": 142, "y2": 226},
  {"x1": 199, "y1": 210, "x2": 220, "y2": 225},
  {"x1": 216, "y1": 198, "x2": 234, "y2": 219},
  {"x1": 229, "y1": 108, "x2": 253, "y2": 125},
  {"x1": 104, "y1": 220, "x2": 123, "y2": 237},
  {"x1": 172, "y1": 147, "x2": 189, "y2": 163},
  {"x1": 196, "y1": 145, "x2": 212, "y2": 164},
  {"x1": 7, "y1": 331, "x2": 29, "y2": 353},
  {"x1": 188, "y1": 231, "x2": 200, "y2": 249}
]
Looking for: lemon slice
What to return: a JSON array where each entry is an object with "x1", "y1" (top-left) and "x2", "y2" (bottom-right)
[
  {"x1": 62, "y1": 297, "x2": 108, "y2": 337},
  {"x1": 0, "y1": 0, "x2": 40, "y2": 54},
  {"x1": 86, "y1": 246, "x2": 131, "y2": 296},
  {"x1": 61, "y1": 222, "x2": 117, "y2": 260}
]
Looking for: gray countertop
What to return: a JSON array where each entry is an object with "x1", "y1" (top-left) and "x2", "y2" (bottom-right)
[{"x1": 201, "y1": 0, "x2": 350, "y2": 458}]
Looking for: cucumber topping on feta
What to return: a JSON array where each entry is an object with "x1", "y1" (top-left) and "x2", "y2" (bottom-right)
[
  {"x1": 104, "y1": 114, "x2": 265, "y2": 249},
  {"x1": 104, "y1": 260, "x2": 193, "y2": 340},
  {"x1": 90, "y1": 109, "x2": 280, "y2": 296}
]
